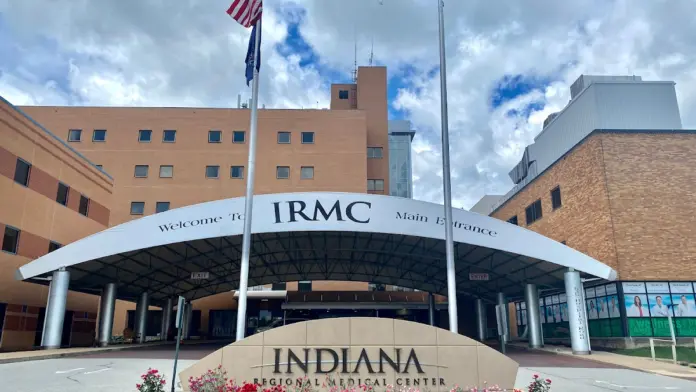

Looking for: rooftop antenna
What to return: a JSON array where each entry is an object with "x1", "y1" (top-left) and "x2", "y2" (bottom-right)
[
  {"x1": 369, "y1": 37, "x2": 374, "y2": 66},
  {"x1": 352, "y1": 24, "x2": 358, "y2": 82}
]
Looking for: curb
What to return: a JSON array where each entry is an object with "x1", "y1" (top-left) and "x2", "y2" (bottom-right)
[{"x1": 0, "y1": 341, "x2": 173, "y2": 365}]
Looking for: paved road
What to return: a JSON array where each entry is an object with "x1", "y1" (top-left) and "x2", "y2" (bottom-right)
[{"x1": 1, "y1": 343, "x2": 695, "y2": 391}]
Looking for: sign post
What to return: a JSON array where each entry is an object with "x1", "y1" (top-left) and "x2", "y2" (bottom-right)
[{"x1": 171, "y1": 296, "x2": 185, "y2": 392}]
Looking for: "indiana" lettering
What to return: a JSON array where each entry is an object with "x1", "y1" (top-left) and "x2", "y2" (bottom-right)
[{"x1": 273, "y1": 348, "x2": 425, "y2": 375}]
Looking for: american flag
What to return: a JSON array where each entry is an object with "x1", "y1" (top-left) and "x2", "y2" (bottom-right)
[{"x1": 226, "y1": 0, "x2": 263, "y2": 28}]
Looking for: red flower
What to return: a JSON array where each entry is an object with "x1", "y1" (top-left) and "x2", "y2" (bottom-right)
[
  {"x1": 533, "y1": 374, "x2": 539, "y2": 379},
  {"x1": 545, "y1": 379, "x2": 551, "y2": 384}
]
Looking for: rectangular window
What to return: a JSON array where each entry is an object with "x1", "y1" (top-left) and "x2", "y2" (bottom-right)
[
  {"x1": 507, "y1": 215, "x2": 518, "y2": 225},
  {"x1": 79, "y1": 195, "x2": 90, "y2": 216},
  {"x1": 301, "y1": 132, "x2": 315, "y2": 144},
  {"x1": 338, "y1": 90, "x2": 349, "y2": 99},
  {"x1": 138, "y1": 130, "x2": 152, "y2": 142},
  {"x1": 300, "y1": 166, "x2": 314, "y2": 179},
  {"x1": 551, "y1": 186, "x2": 562, "y2": 210},
  {"x1": 134, "y1": 165, "x2": 149, "y2": 178},
  {"x1": 272, "y1": 282, "x2": 287, "y2": 291},
  {"x1": 155, "y1": 202, "x2": 170, "y2": 213},
  {"x1": 206, "y1": 165, "x2": 220, "y2": 178},
  {"x1": 233, "y1": 131, "x2": 246, "y2": 143},
  {"x1": 48, "y1": 241, "x2": 61, "y2": 253},
  {"x1": 367, "y1": 179, "x2": 385, "y2": 192},
  {"x1": 277, "y1": 132, "x2": 291, "y2": 144},
  {"x1": 130, "y1": 201, "x2": 145, "y2": 215},
  {"x1": 159, "y1": 165, "x2": 173, "y2": 178},
  {"x1": 367, "y1": 147, "x2": 383, "y2": 158},
  {"x1": 298, "y1": 281, "x2": 312, "y2": 292},
  {"x1": 231, "y1": 166, "x2": 244, "y2": 179},
  {"x1": 276, "y1": 166, "x2": 290, "y2": 179},
  {"x1": 14, "y1": 158, "x2": 31, "y2": 186},
  {"x1": 2, "y1": 226, "x2": 20, "y2": 254},
  {"x1": 56, "y1": 183, "x2": 69, "y2": 206},
  {"x1": 68, "y1": 129, "x2": 82, "y2": 142},
  {"x1": 525, "y1": 199, "x2": 543, "y2": 225},
  {"x1": 92, "y1": 129, "x2": 107, "y2": 142},
  {"x1": 163, "y1": 130, "x2": 176, "y2": 142},
  {"x1": 208, "y1": 130, "x2": 222, "y2": 143}
]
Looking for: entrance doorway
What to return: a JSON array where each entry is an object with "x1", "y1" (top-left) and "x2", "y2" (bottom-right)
[{"x1": 61, "y1": 311, "x2": 74, "y2": 347}]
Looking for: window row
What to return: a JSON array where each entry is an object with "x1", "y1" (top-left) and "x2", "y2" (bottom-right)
[
  {"x1": 507, "y1": 186, "x2": 562, "y2": 226},
  {"x1": 132, "y1": 165, "x2": 316, "y2": 180},
  {"x1": 67, "y1": 129, "x2": 317, "y2": 145},
  {"x1": 13, "y1": 158, "x2": 90, "y2": 216},
  {"x1": 2, "y1": 226, "x2": 61, "y2": 255},
  {"x1": 130, "y1": 201, "x2": 171, "y2": 215}
]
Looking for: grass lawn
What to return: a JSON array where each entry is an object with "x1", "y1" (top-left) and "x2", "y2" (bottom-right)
[{"x1": 615, "y1": 346, "x2": 696, "y2": 363}]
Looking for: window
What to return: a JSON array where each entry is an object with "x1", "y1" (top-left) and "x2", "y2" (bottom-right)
[
  {"x1": 134, "y1": 165, "x2": 149, "y2": 178},
  {"x1": 298, "y1": 281, "x2": 312, "y2": 292},
  {"x1": 367, "y1": 179, "x2": 385, "y2": 192},
  {"x1": 92, "y1": 129, "x2": 107, "y2": 142},
  {"x1": 163, "y1": 130, "x2": 176, "y2": 142},
  {"x1": 367, "y1": 147, "x2": 383, "y2": 158},
  {"x1": 551, "y1": 186, "x2": 562, "y2": 209},
  {"x1": 300, "y1": 166, "x2": 314, "y2": 179},
  {"x1": 301, "y1": 132, "x2": 315, "y2": 144},
  {"x1": 159, "y1": 165, "x2": 173, "y2": 178},
  {"x1": 206, "y1": 165, "x2": 220, "y2": 178},
  {"x1": 138, "y1": 130, "x2": 152, "y2": 142},
  {"x1": 525, "y1": 199, "x2": 543, "y2": 225},
  {"x1": 276, "y1": 166, "x2": 290, "y2": 179},
  {"x1": 155, "y1": 202, "x2": 170, "y2": 213},
  {"x1": 507, "y1": 215, "x2": 518, "y2": 225},
  {"x1": 95, "y1": 165, "x2": 103, "y2": 170},
  {"x1": 338, "y1": 90, "x2": 349, "y2": 99},
  {"x1": 13, "y1": 158, "x2": 31, "y2": 186},
  {"x1": 231, "y1": 166, "x2": 244, "y2": 179},
  {"x1": 368, "y1": 283, "x2": 386, "y2": 291},
  {"x1": 130, "y1": 202, "x2": 145, "y2": 215},
  {"x1": 48, "y1": 241, "x2": 61, "y2": 253},
  {"x1": 208, "y1": 130, "x2": 222, "y2": 143},
  {"x1": 68, "y1": 129, "x2": 82, "y2": 142},
  {"x1": 56, "y1": 183, "x2": 69, "y2": 206},
  {"x1": 272, "y1": 282, "x2": 287, "y2": 291},
  {"x1": 277, "y1": 132, "x2": 291, "y2": 144},
  {"x1": 233, "y1": 131, "x2": 245, "y2": 143},
  {"x1": 2, "y1": 226, "x2": 20, "y2": 254},
  {"x1": 79, "y1": 195, "x2": 90, "y2": 216}
]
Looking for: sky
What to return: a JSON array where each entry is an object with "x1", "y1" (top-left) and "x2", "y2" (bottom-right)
[{"x1": 2, "y1": 0, "x2": 696, "y2": 209}]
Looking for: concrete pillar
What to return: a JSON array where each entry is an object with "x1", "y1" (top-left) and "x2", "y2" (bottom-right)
[
  {"x1": 160, "y1": 297, "x2": 174, "y2": 341},
  {"x1": 475, "y1": 298, "x2": 487, "y2": 342},
  {"x1": 97, "y1": 283, "x2": 117, "y2": 347},
  {"x1": 428, "y1": 293, "x2": 436, "y2": 326},
  {"x1": 182, "y1": 302, "x2": 193, "y2": 339},
  {"x1": 41, "y1": 269, "x2": 70, "y2": 349},
  {"x1": 134, "y1": 292, "x2": 149, "y2": 344},
  {"x1": 565, "y1": 269, "x2": 591, "y2": 355},
  {"x1": 524, "y1": 284, "x2": 543, "y2": 348},
  {"x1": 496, "y1": 292, "x2": 510, "y2": 342}
]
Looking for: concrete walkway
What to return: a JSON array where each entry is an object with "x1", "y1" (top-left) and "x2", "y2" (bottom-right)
[{"x1": 0, "y1": 341, "x2": 173, "y2": 364}]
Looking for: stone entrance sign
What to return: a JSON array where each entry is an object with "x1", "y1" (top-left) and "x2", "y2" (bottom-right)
[{"x1": 180, "y1": 318, "x2": 518, "y2": 391}]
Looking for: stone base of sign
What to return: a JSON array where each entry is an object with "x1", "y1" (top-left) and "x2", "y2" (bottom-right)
[{"x1": 179, "y1": 318, "x2": 518, "y2": 391}]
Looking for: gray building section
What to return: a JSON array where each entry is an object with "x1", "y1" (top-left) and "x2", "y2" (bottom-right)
[
  {"x1": 469, "y1": 194, "x2": 503, "y2": 214},
  {"x1": 388, "y1": 120, "x2": 416, "y2": 199},
  {"x1": 487, "y1": 74, "x2": 683, "y2": 214}
]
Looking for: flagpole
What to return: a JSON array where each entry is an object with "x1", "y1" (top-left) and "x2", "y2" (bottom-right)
[
  {"x1": 235, "y1": 17, "x2": 262, "y2": 342},
  {"x1": 437, "y1": 0, "x2": 458, "y2": 333}
]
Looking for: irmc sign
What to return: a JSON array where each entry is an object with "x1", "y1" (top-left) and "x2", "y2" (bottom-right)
[{"x1": 273, "y1": 200, "x2": 372, "y2": 224}]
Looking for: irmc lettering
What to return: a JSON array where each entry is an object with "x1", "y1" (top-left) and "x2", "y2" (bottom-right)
[
  {"x1": 273, "y1": 348, "x2": 425, "y2": 375},
  {"x1": 273, "y1": 200, "x2": 371, "y2": 224}
]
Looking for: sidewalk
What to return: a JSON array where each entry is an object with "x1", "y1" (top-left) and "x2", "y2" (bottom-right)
[
  {"x1": 510, "y1": 342, "x2": 696, "y2": 379},
  {"x1": 0, "y1": 341, "x2": 173, "y2": 364}
]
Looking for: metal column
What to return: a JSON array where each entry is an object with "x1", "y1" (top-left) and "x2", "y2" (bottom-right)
[
  {"x1": 475, "y1": 298, "x2": 487, "y2": 342},
  {"x1": 565, "y1": 269, "x2": 591, "y2": 354},
  {"x1": 182, "y1": 302, "x2": 193, "y2": 340},
  {"x1": 41, "y1": 269, "x2": 70, "y2": 349},
  {"x1": 496, "y1": 292, "x2": 510, "y2": 342},
  {"x1": 97, "y1": 283, "x2": 117, "y2": 347},
  {"x1": 134, "y1": 292, "x2": 149, "y2": 344},
  {"x1": 160, "y1": 297, "x2": 174, "y2": 341},
  {"x1": 525, "y1": 284, "x2": 543, "y2": 348},
  {"x1": 428, "y1": 293, "x2": 436, "y2": 326}
]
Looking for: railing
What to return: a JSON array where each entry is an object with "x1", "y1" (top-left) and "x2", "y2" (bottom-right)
[{"x1": 648, "y1": 312, "x2": 678, "y2": 364}]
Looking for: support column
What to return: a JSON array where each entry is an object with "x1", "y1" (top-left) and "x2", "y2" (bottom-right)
[
  {"x1": 565, "y1": 269, "x2": 591, "y2": 355},
  {"x1": 475, "y1": 298, "x2": 487, "y2": 342},
  {"x1": 496, "y1": 292, "x2": 510, "y2": 342},
  {"x1": 428, "y1": 293, "x2": 435, "y2": 326},
  {"x1": 41, "y1": 269, "x2": 70, "y2": 349},
  {"x1": 182, "y1": 302, "x2": 193, "y2": 340},
  {"x1": 160, "y1": 297, "x2": 174, "y2": 341},
  {"x1": 134, "y1": 292, "x2": 149, "y2": 344},
  {"x1": 97, "y1": 283, "x2": 117, "y2": 347},
  {"x1": 525, "y1": 284, "x2": 543, "y2": 348}
]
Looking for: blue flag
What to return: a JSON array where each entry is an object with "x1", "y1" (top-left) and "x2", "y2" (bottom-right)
[{"x1": 245, "y1": 24, "x2": 261, "y2": 86}]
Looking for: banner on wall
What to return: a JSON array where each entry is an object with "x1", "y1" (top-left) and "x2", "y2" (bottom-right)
[
  {"x1": 646, "y1": 282, "x2": 669, "y2": 293},
  {"x1": 625, "y1": 294, "x2": 649, "y2": 317},
  {"x1": 608, "y1": 295, "x2": 620, "y2": 318},
  {"x1": 622, "y1": 282, "x2": 646, "y2": 294},
  {"x1": 648, "y1": 294, "x2": 672, "y2": 317}
]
